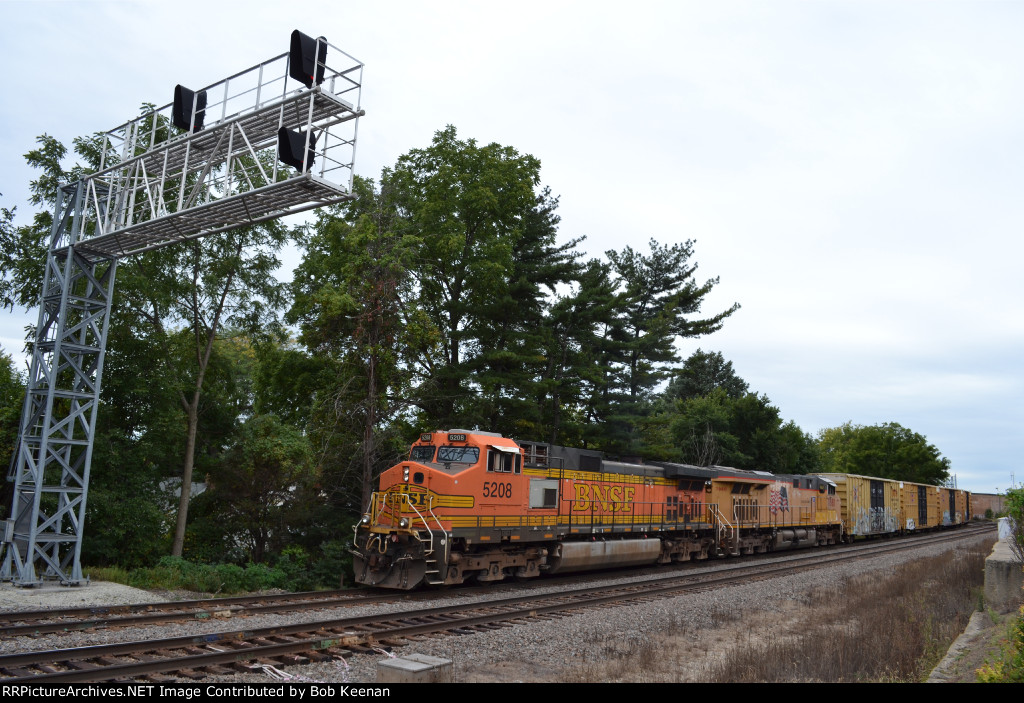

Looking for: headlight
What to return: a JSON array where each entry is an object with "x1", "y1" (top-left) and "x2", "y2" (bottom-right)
[
  {"x1": 403, "y1": 467, "x2": 410, "y2": 481},
  {"x1": 360, "y1": 514, "x2": 370, "y2": 525},
  {"x1": 399, "y1": 518, "x2": 410, "y2": 528}
]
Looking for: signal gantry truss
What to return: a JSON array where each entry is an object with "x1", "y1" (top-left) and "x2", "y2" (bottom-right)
[{"x1": 2, "y1": 33, "x2": 364, "y2": 585}]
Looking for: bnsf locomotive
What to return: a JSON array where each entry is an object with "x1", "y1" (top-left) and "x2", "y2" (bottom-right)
[{"x1": 353, "y1": 430, "x2": 971, "y2": 589}]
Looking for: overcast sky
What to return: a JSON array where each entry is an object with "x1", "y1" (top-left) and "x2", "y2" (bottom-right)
[{"x1": 1, "y1": 1, "x2": 1021, "y2": 494}]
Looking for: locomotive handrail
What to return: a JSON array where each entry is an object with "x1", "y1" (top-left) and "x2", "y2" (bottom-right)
[
  {"x1": 399, "y1": 493, "x2": 445, "y2": 554},
  {"x1": 709, "y1": 503, "x2": 734, "y2": 551}
]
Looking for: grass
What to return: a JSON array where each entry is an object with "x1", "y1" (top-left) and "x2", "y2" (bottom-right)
[
  {"x1": 977, "y1": 603, "x2": 1024, "y2": 683},
  {"x1": 566, "y1": 537, "x2": 996, "y2": 683}
]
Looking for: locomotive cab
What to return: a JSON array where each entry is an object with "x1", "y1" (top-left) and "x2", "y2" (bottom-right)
[{"x1": 353, "y1": 430, "x2": 530, "y2": 588}]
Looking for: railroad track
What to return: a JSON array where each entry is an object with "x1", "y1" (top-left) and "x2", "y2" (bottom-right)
[
  {"x1": 0, "y1": 523, "x2": 992, "y2": 639},
  {"x1": 0, "y1": 589, "x2": 422, "y2": 639},
  {"x1": 0, "y1": 524, "x2": 993, "y2": 683}
]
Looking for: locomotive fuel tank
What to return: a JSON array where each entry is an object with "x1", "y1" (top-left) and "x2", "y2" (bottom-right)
[{"x1": 546, "y1": 538, "x2": 663, "y2": 574}]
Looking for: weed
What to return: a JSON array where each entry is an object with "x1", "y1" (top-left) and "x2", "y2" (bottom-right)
[{"x1": 563, "y1": 537, "x2": 995, "y2": 683}]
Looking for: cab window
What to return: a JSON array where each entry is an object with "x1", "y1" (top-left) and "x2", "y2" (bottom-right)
[
  {"x1": 410, "y1": 445, "x2": 435, "y2": 462},
  {"x1": 437, "y1": 446, "x2": 480, "y2": 464},
  {"x1": 488, "y1": 449, "x2": 521, "y2": 474}
]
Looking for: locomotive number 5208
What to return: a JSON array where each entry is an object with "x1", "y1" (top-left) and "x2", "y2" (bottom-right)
[{"x1": 483, "y1": 482, "x2": 512, "y2": 499}]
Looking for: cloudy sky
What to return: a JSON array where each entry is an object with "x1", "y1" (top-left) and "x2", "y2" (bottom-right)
[{"x1": 1, "y1": 1, "x2": 1021, "y2": 494}]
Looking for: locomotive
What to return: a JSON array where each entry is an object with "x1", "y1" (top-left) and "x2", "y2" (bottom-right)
[{"x1": 351, "y1": 430, "x2": 967, "y2": 589}]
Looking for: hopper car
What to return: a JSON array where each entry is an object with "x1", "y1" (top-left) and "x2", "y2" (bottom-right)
[{"x1": 352, "y1": 430, "x2": 970, "y2": 589}]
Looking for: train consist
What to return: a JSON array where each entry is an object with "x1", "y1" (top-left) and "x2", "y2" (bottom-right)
[{"x1": 352, "y1": 430, "x2": 971, "y2": 589}]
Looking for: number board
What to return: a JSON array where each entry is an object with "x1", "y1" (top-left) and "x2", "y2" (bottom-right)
[{"x1": 448, "y1": 433, "x2": 467, "y2": 442}]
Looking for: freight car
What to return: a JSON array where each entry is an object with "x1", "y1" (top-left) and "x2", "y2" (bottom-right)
[
  {"x1": 817, "y1": 473, "x2": 972, "y2": 537},
  {"x1": 353, "y1": 430, "x2": 867, "y2": 589}
]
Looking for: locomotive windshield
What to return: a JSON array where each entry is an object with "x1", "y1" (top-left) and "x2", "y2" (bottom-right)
[
  {"x1": 437, "y1": 446, "x2": 480, "y2": 463},
  {"x1": 410, "y1": 445, "x2": 435, "y2": 462}
]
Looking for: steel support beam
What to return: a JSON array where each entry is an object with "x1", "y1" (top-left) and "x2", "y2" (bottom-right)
[
  {"x1": 2, "y1": 182, "x2": 117, "y2": 585},
  {"x1": 1, "y1": 33, "x2": 363, "y2": 586}
]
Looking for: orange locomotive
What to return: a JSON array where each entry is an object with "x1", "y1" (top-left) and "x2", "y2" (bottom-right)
[{"x1": 353, "y1": 430, "x2": 843, "y2": 589}]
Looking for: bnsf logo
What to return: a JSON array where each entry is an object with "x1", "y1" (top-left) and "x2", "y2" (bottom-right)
[
  {"x1": 393, "y1": 488, "x2": 431, "y2": 508},
  {"x1": 572, "y1": 484, "x2": 636, "y2": 512}
]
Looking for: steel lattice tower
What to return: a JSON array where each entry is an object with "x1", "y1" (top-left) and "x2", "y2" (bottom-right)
[{"x1": 2, "y1": 32, "x2": 364, "y2": 585}]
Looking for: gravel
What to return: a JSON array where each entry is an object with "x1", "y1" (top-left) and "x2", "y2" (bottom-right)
[
  {"x1": 0, "y1": 532, "x2": 994, "y2": 683},
  {"x1": 0, "y1": 580, "x2": 169, "y2": 612}
]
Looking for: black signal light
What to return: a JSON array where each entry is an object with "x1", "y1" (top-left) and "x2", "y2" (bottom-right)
[
  {"x1": 172, "y1": 85, "x2": 207, "y2": 132},
  {"x1": 289, "y1": 30, "x2": 327, "y2": 88},
  {"x1": 278, "y1": 127, "x2": 317, "y2": 171}
]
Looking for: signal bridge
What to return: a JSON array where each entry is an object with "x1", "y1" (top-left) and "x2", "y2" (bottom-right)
[{"x1": 1, "y1": 31, "x2": 364, "y2": 586}]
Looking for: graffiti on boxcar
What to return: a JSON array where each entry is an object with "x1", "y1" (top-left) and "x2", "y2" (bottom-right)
[{"x1": 852, "y1": 506, "x2": 899, "y2": 534}]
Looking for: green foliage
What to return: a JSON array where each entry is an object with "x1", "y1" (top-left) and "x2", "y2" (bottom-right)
[
  {"x1": 81, "y1": 428, "x2": 169, "y2": 568},
  {"x1": 469, "y1": 187, "x2": 584, "y2": 439},
  {"x1": 977, "y1": 603, "x2": 1024, "y2": 683},
  {"x1": 651, "y1": 388, "x2": 819, "y2": 473},
  {"x1": 817, "y1": 421, "x2": 951, "y2": 484},
  {"x1": 111, "y1": 556, "x2": 289, "y2": 594},
  {"x1": 665, "y1": 349, "x2": 749, "y2": 401},
  {"x1": 0, "y1": 348, "x2": 25, "y2": 521},
  {"x1": 385, "y1": 127, "x2": 577, "y2": 433},
  {"x1": 205, "y1": 414, "x2": 315, "y2": 563},
  {"x1": 536, "y1": 258, "x2": 620, "y2": 448},
  {"x1": 289, "y1": 177, "x2": 423, "y2": 511},
  {"x1": 6, "y1": 122, "x2": 753, "y2": 579},
  {"x1": 311, "y1": 539, "x2": 354, "y2": 589},
  {"x1": 596, "y1": 241, "x2": 740, "y2": 454},
  {"x1": 0, "y1": 349, "x2": 24, "y2": 466},
  {"x1": 1004, "y1": 487, "x2": 1024, "y2": 564},
  {"x1": 88, "y1": 549, "x2": 352, "y2": 594}
]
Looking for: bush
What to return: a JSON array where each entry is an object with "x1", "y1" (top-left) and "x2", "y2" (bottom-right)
[
  {"x1": 87, "y1": 537, "x2": 354, "y2": 594},
  {"x1": 978, "y1": 604, "x2": 1024, "y2": 683},
  {"x1": 310, "y1": 539, "x2": 353, "y2": 588},
  {"x1": 275, "y1": 545, "x2": 314, "y2": 591}
]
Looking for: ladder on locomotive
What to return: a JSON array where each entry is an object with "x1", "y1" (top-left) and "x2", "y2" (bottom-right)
[
  {"x1": 404, "y1": 495, "x2": 449, "y2": 585},
  {"x1": 709, "y1": 504, "x2": 738, "y2": 556}
]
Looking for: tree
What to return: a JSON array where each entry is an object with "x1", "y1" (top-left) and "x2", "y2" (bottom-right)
[
  {"x1": 665, "y1": 349, "x2": 749, "y2": 401},
  {"x1": 536, "y1": 258, "x2": 620, "y2": 447},
  {"x1": 0, "y1": 194, "x2": 25, "y2": 312},
  {"x1": 0, "y1": 349, "x2": 24, "y2": 465},
  {"x1": 0, "y1": 348, "x2": 25, "y2": 522},
  {"x1": 206, "y1": 414, "x2": 314, "y2": 563},
  {"x1": 1001, "y1": 486, "x2": 1023, "y2": 565},
  {"x1": 384, "y1": 125, "x2": 546, "y2": 428},
  {"x1": 597, "y1": 239, "x2": 740, "y2": 454},
  {"x1": 289, "y1": 177, "x2": 424, "y2": 512},
  {"x1": 607, "y1": 240, "x2": 740, "y2": 400},
  {"x1": 666, "y1": 389, "x2": 737, "y2": 466},
  {"x1": 644, "y1": 386, "x2": 818, "y2": 473},
  {"x1": 817, "y1": 421, "x2": 950, "y2": 484},
  {"x1": 468, "y1": 187, "x2": 584, "y2": 438}
]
